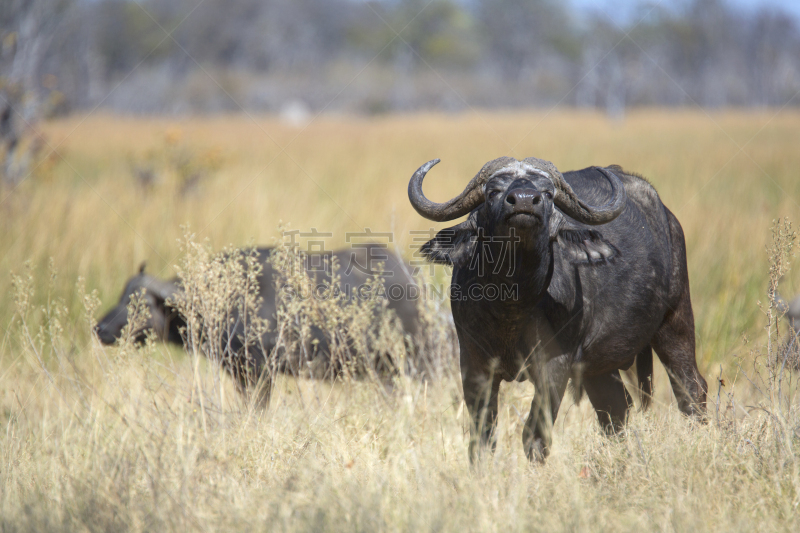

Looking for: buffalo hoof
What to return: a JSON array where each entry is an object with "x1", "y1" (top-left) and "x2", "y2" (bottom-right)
[{"x1": 523, "y1": 436, "x2": 549, "y2": 463}]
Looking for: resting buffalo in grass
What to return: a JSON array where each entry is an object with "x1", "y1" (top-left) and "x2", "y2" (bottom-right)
[
  {"x1": 95, "y1": 245, "x2": 421, "y2": 404},
  {"x1": 408, "y1": 156, "x2": 707, "y2": 461}
]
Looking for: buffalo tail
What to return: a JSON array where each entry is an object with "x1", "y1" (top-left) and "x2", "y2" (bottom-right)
[{"x1": 637, "y1": 345, "x2": 654, "y2": 410}]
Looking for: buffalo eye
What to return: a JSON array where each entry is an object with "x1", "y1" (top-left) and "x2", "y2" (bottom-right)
[
  {"x1": 487, "y1": 190, "x2": 501, "y2": 200},
  {"x1": 544, "y1": 191, "x2": 553, "y2": 200}
]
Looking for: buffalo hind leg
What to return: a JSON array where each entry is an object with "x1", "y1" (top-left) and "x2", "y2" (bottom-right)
[
  {"x1": 583, "y1": 372, "x2": 632, "y2": 434},
  {"x1": 651, "y1": 288, "x2": 707, "y2": 418},
  {"x1": 523, "y1": 355, "x2": 571, "y2": 462},
  {"x1": 228, "y1": 358, "x2": 273, "y2": 409},
  {"x1": 462, "y1": 368, "x2": 502, "y2": 463}
]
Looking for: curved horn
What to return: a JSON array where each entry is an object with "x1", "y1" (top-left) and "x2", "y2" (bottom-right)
[
  {"x1": 550, "y1": 166, "x2": 626, "y2": 225},
  {"x1": 521, "y1": 157, "x2": 626, "y2": 225},
  {"x1": 409, "y1": 159, "x2": 477, "y2": 222},
  {"x1": 139, "y1": 276, "x2": 180, "y2": 301},
  {"x1": 408, "y1": 157, "x2": 515, "y2": 222}
]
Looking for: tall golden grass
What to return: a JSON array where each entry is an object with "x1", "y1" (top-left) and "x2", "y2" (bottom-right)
[{"x1": 1, "y1": 110, "x2": 799, "y2": 531}]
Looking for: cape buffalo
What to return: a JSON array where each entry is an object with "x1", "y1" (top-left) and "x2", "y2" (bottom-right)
[
  {"x1": 95, "y1": 245, "x2": 422, "y2": 405},
  {"x1": 408, "y1": 157, "x2": 707, "y2": 461}
]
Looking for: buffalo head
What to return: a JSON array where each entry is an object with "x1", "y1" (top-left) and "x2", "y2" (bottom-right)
[
  {"x1": 94, "y1": 263, "x2": 183, "y2": 345},
  {"x1": 409, "y1": 157, "x2": 626, "y2": 269}
]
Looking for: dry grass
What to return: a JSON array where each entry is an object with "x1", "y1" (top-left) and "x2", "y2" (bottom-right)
[{"x1": 1, "y1": 110, "x2": 800, "y2": 531}]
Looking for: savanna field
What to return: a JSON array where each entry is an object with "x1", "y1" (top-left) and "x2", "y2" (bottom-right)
[{"x1": 1, "y1": 110, "x2": 800, "y2": 531}]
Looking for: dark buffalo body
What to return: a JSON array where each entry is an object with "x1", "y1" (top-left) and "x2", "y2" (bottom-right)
[
  {"x1": 95, "y1": 244, "x2": 420, "y2": 404},
  {"x1": 409, "y1": 157, "x2": 707, "y2": 461}
]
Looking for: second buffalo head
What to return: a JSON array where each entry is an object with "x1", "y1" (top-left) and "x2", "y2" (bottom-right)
[{"x1": 94, "y1": 263, "x2": 183, "y2": 346}]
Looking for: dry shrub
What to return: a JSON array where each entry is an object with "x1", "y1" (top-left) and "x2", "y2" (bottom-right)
[
  {"x1": 267, "y1": 230, "x2": 457, "y2": 385},
  {"x1": 269, "y1": 233, "x2": 455, "y2": 377},
  {"x1": 779, "y1": 331, "x2": 800, "y2": 373},
  {"x1": 711, "y1": 217, "x2": 800, "y2": 506},
  {"x1": 270, "y1": 237, "x2": 401, "y2": 381},
  {"x1": 169, "y1": 232, "x2": 270, "y2": 415}
]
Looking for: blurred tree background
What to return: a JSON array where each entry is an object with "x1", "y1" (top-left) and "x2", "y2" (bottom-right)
[{"x1": 1, "y1": 0, "x2": 799, "y2": 119}]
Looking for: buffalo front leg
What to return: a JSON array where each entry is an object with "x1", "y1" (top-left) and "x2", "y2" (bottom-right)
[
  {"x1": 462, "y1": 366, "x2": 502, "y2": 462},
  {"x1": 522, "y1": 355, "x2": 570, "y2": 462},
  {"x1": 583, "y1": 372, "x2": 632, "y2": 434}
]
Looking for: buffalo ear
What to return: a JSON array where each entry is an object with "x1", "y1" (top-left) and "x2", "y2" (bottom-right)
[
  {"x1": 420, "y1": 214, "x2": 478, "y2": 268},
  {"x1": 550, "y1": 211, "x2": 619, "y2": 264}
]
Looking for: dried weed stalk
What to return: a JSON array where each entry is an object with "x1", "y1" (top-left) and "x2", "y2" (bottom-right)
[
  {"x1": 716, "y1": 217, "x2": 799, "y2": 503},
  {"x1": 269, "y1": 234, "x2": 407, "y2": 388},
  {"x1": 171, "y1": 231, "x2": 270, "y2": 416}
]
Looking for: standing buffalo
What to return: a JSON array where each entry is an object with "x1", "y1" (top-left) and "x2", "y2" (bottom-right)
[
  {"x1": 95, "y1": 245, "x2": 422, "y2": 405},
  {"x1": 408, "y1": 157, "x2": 707, "y2": 461}
]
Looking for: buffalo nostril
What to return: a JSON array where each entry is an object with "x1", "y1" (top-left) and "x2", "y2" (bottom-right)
[
  {"x1": 506, "y1": 193, "x2": 516, "y2": 205},
  {"x1": 532, "y1": 195, "x2": 541, "y2": 205}
]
